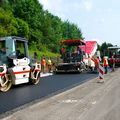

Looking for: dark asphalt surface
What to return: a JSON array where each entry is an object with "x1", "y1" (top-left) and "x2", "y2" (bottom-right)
[{"x1": 0, "y1": 72, "x2": 97, "y2": 114}]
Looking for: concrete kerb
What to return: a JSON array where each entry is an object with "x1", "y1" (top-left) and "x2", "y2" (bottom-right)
[{"x1": 40, "y1": 72, "x2": 53, "y2": 77}]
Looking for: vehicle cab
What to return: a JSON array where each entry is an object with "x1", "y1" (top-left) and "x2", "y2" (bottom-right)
[{"x1": 0, "y1": 36, "x2": 41, "y2": 92}]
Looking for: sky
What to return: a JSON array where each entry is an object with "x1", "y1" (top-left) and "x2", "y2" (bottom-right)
[{"x1": 39, "y1": 0, "x2": 120, "y2": 46}]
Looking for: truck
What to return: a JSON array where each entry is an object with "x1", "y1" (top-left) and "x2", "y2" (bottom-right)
[
  {"x1": 107, "y1": 46, "x2": 120, "y2": 67},
  {"x1": 0, "y1": 36, "x2": 41, "y2": 92},
  {"x1": 55, "y1": 40, "x2": 86, "y2": 73}
]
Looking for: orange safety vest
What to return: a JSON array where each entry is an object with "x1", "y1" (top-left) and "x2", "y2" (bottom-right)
[
  {"x1": 103, "y1": 58, "x2": 108, "y2": 66},
  {"x1": 41, "y1": 58, "x2": 46, "y2": 66}
]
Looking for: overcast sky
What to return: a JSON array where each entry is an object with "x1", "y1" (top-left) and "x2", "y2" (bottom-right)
[{"x1": 39, "y1": 0, "x2": 120, "y2": 46}]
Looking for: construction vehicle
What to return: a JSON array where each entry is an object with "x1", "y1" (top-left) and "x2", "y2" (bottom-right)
[
  {"x1": 55, "y1": 40, "x2": 86, "y2": 73},
  {"x1": 0, "y1": 36, "x2": 41, "y2": 92},
  {"x1": 107, "y1": 46, "x2": 120, "y2": 67}
]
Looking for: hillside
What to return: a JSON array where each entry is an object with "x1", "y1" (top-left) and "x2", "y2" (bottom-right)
[{"x1": 0, "y1": 0, "x2": 83, "y2": 57}]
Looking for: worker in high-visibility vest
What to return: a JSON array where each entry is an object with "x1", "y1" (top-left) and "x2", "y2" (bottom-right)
[
  {"x1": 41, "y1": 56, "x2": 46, "y2": 73},
  {"x1": 109, "y1": 55, "x2": 115, "y2": 72},
  {"x1": 47, "y1": 58, "x2": 52, "y2": 73},
  {"x1": 103, "y1": 56, "x2": 109, "y2": 74}
]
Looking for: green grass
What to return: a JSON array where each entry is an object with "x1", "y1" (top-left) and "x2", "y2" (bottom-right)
[{"x1": 29, "y1": 49, "x2": 60, "y2": 60}]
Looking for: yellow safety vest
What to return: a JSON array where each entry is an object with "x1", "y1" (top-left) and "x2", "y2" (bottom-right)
[{"x1": 48, "y1": 59, "x2": 52, "y2": 65}]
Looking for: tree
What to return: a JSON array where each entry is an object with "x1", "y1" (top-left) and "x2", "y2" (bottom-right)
[
  {"x1": 15, "y1": 18, "x2": 29, "y2": 38},
  {"x1": 61, "y1": 21, "x2": 83, "y2": 40},
  {"x1": 10, "y1": 0, "x2": 44, "y2": 42},
  {"x1": 0, "y1": 0, "x2": 84, "y2": 54},
  {"x1": 100, "y1": 42, "x2": 113, "y2": 57},
  {"x1": 0, "y1": 8, "x2": 17, "y2": 36},
  {"x1": 0, "y1": 8, "x2": 29, "y2": 38}
]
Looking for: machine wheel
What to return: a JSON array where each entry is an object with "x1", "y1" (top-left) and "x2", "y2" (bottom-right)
[
  {"x1": 30, "y1": 71, "x2": 40, "y2": 85},
  {"x1": 31, "y1": 77, "x2": 40, "y2": 85},
  {"x1": 0, "y1": 74, "x2": 12, "y2": 92}
]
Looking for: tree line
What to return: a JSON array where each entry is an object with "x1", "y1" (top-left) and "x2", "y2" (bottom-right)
[{"x1": 0, "y1": 0, "x2": 83, "y2": 53}]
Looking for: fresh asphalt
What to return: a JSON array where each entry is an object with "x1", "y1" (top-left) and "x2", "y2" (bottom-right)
[{"x1": 0, "y1": 72, "x2": 97, "y2": 114}]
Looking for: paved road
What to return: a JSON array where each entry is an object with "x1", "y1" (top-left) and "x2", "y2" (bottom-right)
[
  {"x1": 0, "y1": 72, "x2": 97, "y2": 114},
  {"x1": 1, "y1": 69, "x2": 119, "y2": 120}
]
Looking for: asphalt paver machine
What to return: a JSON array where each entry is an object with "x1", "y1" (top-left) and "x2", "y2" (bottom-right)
[{"x1": 55, "y1": 40, "x2": 86, "y2": 73}]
